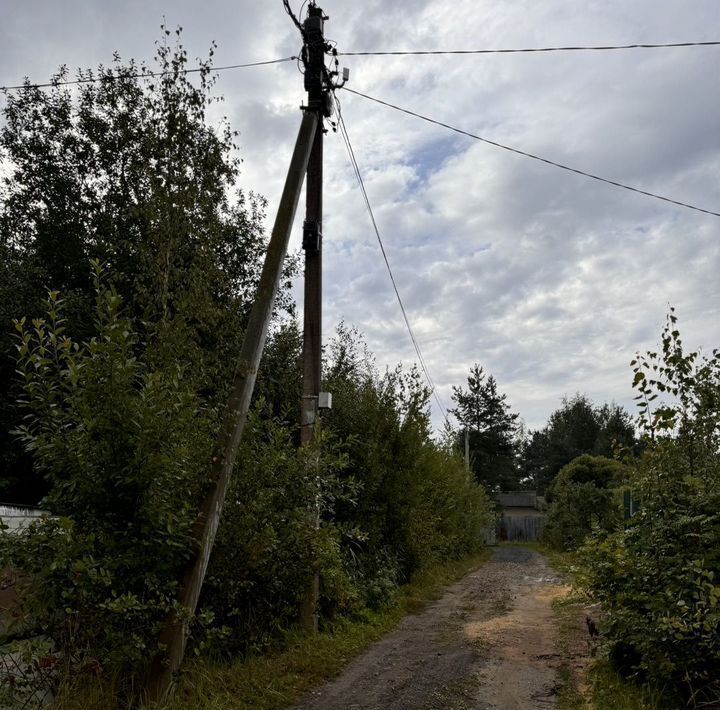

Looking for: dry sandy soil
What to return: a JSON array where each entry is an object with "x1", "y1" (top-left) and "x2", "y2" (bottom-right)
[{"x1": 296, "y1": 546, "x2": 580, "y2": 710}]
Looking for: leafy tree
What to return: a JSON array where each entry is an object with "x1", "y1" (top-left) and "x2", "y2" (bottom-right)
[
  {"x1": 542, "y1": 454, "x2": 624, "y2": 550},
  {"x1": 0, "y1": 32, "x2": 294, "y2": 503},
  {"x1": 580, "y1": 312, "x2": 720, "y2": 705},
  {"x1": 450, "y1": 364, "x2": 520, "y2": 492},
  {"x1": 520, "y1": 394, "x2": 635, "y2": 493}
]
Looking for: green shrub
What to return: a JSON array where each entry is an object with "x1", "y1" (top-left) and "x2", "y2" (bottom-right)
[
  {"x1": 580, "y1": 312, "x2": 720, "y2": 705},
  {"x1": 542, "y1": 455, "x2": 624, "y2": 551},
  {"x1": 198, "y1": 405, "x2": 357, "y2": 653},
  {"x1": 322, "y1": 325, "x2": 494, "y2": 589},
  {"x1": 1, "y1": 270, "x2": 210, "y2": 692}
]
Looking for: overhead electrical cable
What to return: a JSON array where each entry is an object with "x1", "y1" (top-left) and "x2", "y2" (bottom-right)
[
  {"x1": 339, "y1": 40, "x2": 720, "y2": 56},
  {"x1": 0, "y1": 56, "x2": 297, "y2": 92},
  {"x1": 283, "y1": 0, "x2": 305, "y2": 35},
  {"x1": 5, "y1": 37, "x2": 718, "y2": 91},
  {"x1": 344, "y1": 88, "x2": 720, "y2": 218},
  {"x1": 333, "y1": 95, "x2": 449, "y2": 421}
]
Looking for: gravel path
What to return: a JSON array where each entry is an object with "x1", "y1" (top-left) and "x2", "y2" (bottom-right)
[{"x1": 295, "y1": 546, "x2": 570, "y2": 710}]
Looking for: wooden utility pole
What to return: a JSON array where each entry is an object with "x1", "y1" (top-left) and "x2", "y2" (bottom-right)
[
  {"x1": 144, "y1": 110, "x2": 319, "y2": 703},
  {"x1": 299, "y1": 4, "x2": 330, "y2": 633}
]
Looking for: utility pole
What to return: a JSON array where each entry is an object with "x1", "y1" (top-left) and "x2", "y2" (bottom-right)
[{"x1": 299, "y1": 2, "x2": 331, "y2": 634}]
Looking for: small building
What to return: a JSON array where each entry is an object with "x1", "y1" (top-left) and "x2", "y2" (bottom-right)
[{"x1": 497, "y1": 491, "x2": 546, "y2": 542}]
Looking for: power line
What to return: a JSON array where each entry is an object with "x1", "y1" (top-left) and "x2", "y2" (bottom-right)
[
  {"x1": 6, "y1": 38, "x2": 716, "y2": 92},
  {"x1": 283, "y1": 0, "x2": 305, "y2": 35},
  {"x1": 333, "y1": 95, "x2": 449, "y2": 421},
  {"x1": 0, "y1": 57, "x2": 297, "y2": 92},
  {"x1": 344, "y1": 88, "x2": 720, "y2": 219},
  {"x1": 339, "y1": 40, "x2": 720, "y2": 56},
  {"x1": 338, "y1": 109, "x2": 448, "y2": 421}
]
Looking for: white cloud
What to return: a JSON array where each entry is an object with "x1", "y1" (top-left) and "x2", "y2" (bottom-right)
[{"x1": 2, "y1": 0, "x2": 719, "y2": 431}]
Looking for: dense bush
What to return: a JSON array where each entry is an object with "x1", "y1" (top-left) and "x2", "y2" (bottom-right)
[
  {"x1": 1, "y1": 274, "x2": 209, "y2": 692},
  {"x1": 323, "y1": 326, "x2": 493, "y2": 595},
  {"x1": 197, "y1": 325, "x2": 494, "y2": 655},
  {"x1": 199, "y1": 404, "x2": 358, "y2": 652},
  {"x1": 580, "y1": 313, "x2": 720, "y2": 706},
  {"x1": 542, "y1": 455, "x2": 624, "y2": 551}
]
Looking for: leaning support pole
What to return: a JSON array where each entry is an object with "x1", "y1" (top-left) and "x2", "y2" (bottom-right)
[{"x1": 144, "y1": 109, "x2": 319, "y2": 704}]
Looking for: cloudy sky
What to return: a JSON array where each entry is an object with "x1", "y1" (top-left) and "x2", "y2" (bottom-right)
[{"x1": 2, "y1": 0, "x2": 719, "y2": 431}]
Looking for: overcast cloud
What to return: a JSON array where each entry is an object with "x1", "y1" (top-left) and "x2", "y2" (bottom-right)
[{"x1": 2, "y1": 0, "x2": 719, "y2": 431}]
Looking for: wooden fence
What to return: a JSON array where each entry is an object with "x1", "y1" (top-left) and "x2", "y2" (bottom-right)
[{"x1": 499, "y1": 514, "x2": 545, "y2": 542}]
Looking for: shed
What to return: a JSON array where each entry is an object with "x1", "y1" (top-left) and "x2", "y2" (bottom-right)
[{"x1": 497, "y1": 491, "x2": 546, "y2": 542}]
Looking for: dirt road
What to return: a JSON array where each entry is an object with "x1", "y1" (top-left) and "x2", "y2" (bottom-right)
[{"x1": 296, "y1": 546, "x2": 574, "y2": 710}]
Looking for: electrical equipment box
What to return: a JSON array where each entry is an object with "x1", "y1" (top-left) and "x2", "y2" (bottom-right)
[
  {"x1": 318, "y1": 392, "x2": 333, "y2": 410},
  {"x1": 303, "y1": 219, "x2": 321, "y2": 251}
]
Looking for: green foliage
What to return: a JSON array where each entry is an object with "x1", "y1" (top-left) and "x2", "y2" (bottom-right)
[
  {"x1": 580, "y1": 312, "x2": 720, "y2": 706},
  {"x1": 177, "y1": 323, "x2": 492, "y2": 663},
  {"x1": 545, "y1": 454, "x2": 625, "y2": 503},
  {"x1": 1, "y1": 271, "x2": 210, "y2": 690},
  {"x1": 521, "y1": 395, "x2": 636, "y2": 493},
  {"x1": 199, "y1": 404, "x2": 356, "y2": 653},
  {"x1": 323, "y1": 327, "x2": 493, "y2": 598},
  {"x1": 449, "y1": 364, "x2": 520, "y2": 492},
  {"x1": 542, "y1": 456, "x2": 624, "y2": 552},
  {"x1": 0, "y1": 32, "x2": 290, "y2": 504},
  {"x1": 0, "y1": 34, "x2": 496, "y2": 705}
]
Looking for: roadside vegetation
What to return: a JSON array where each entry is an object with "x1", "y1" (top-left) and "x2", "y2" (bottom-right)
[
  {"x1": 540, "y1": 320, "x2": 720, "y2": 706},
  {"x1": 551, "y1": 589, "x2": 665, "y2": 710},
  {"x1": 0, "y1": 38, "x2": 492, "y2": 708},
  {"x1": 1, "y1": 31, "x2": 717, "y2": 710}
]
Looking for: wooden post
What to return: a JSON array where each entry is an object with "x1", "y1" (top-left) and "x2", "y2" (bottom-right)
[
  {"x1": 144, "y1": 109, "x2": 319, "y2": 704},
  {"x1": 299, "y1": 111, "x2": 323, "y2": 633},
  {"x1": 298, "y1": 4, "x2": 328, "y2": 633}
]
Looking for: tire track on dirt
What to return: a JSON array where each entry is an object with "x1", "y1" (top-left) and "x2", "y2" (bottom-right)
[{"x1": 295, "y1": 546, "x2": 569, "y2": 710}]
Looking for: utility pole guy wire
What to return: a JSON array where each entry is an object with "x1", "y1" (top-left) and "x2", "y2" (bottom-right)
[{"x1": 334, "y1": 96, "x2": 449, "y2": 421}]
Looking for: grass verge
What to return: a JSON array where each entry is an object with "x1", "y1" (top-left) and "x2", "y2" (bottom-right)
[
  {"x1": 552, "y1": 593, "x2": 587, "y2": 710},
  {"x1": 534, "y1": 545, "x2": 666, "y2": 710},
  {"x1": 159, "y1": 550, "x2": 491, "y2": 710},
  {"x1": 587, "y1": 660, "x2": 666, "y2": 710}
]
